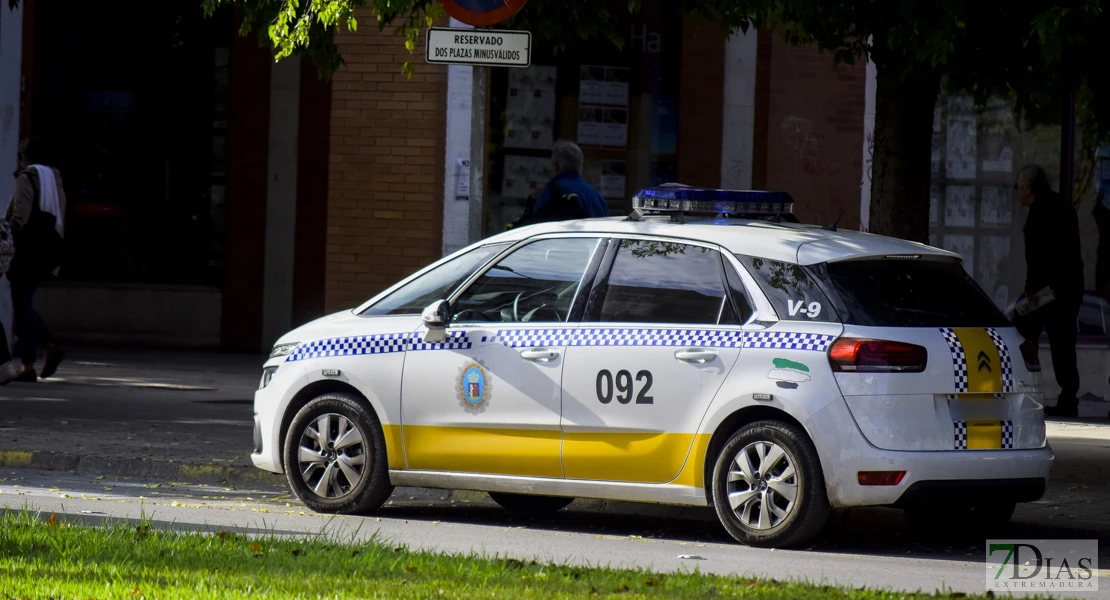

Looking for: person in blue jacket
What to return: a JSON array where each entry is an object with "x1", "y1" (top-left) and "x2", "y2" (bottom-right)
[{"x1": 510, "y1": 140, "x2": 609, "y2": 228}]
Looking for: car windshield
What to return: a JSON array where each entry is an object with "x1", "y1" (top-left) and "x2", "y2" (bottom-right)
[
  {"x1": 360, "y1": 243, "x2": 509, "y2": 316},
  {"x1": 821, "y1": 258, "x2": 1010, "y2": 328}
]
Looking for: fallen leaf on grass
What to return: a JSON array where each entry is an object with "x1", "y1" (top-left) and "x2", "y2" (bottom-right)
[
  {"x1": 249, "y1": 542, "x2": 263, "y2": 553},
  {"x1": 45, "y1": 512, "x2": 58, "y2": 527}
]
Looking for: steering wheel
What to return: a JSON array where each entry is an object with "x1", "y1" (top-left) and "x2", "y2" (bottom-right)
[
  {"x1": 512, "y1": 291, "x2": 525, "y2": 322},
  {"x1": 522, "y1": 305, "x2": 562, "y2": 322}
]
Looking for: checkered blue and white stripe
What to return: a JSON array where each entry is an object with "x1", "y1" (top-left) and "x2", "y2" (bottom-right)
[
  {"x1": 1002, "y1": 420, "x2": 1014, "y2": 449},
  {"x1": 493, "y1": 328, "x2": 577, "y2": 348},
  {"x1": 409, "y1": 330, "x2": 474, "y2": 352},
  {"x1": 286, "y1": 333, "x2": 411, "y2": 361},
  {"x1": 940, "y1": 327, "x2": 969, "y2": 393},
  {"x1": 571, "y1": 328, "x2": 747, "y2": 348},
  {"x1": 985, "y1": 328, "x2": 1015, "y2": 392},
  {"x1": 286, "y1": 331, "x2": 473, "y2": 362},
  {"x1": 287, "y1": 327, "x2": 836, "y2": 361},
  {"x1": 954, "y1": 421, "x2": 968, "y2": 450},
  {"x1": 742, "y1": 331, "x2": 834, "y2": 352}
]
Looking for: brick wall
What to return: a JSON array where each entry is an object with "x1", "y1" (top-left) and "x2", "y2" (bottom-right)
[
  {"x1": 325, "y1": 14, "x2": 447, "y2": 312},
  {"x1": 755, "y1": 34, "x2": 866, "y2": 229},
  {"x1": 676, "y1": 16, "x2": 725, "y2": 187}
]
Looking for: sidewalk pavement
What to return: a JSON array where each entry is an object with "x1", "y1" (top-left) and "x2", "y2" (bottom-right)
[{"x1": 2, "y1": 346, "x2": 1110, "y2": 531}]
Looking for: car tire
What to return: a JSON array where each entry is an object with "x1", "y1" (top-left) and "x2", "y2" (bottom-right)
[
  {"x1": 711, "y1": 420, "x2": 829, "y2": 548},
  {"x1": 283, "y1": 393, "x2": 394, "y2": 514},
  {"x1": 488, "y1": 492, "x2": 574, "y2": 515}
]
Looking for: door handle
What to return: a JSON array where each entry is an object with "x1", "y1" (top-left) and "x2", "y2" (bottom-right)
[
  {"x1": 520, "y1": 348, "x2": 561, "y2": 362},
  {"x1": 674, "y1": 349, "x2": 717, "y2": 364}
]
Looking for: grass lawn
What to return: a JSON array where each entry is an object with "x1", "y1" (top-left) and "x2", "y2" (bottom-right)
[{"x1": 0, "y1": 510, "x2": 1017, "y2": 599}]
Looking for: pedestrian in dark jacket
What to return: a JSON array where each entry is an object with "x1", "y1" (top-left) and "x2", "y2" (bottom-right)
[
  {"x1": 510, "y1": 140, "x2": 609, "y2": 228},
  {"x1": 7, "y1": 137, "x2": 66, "y2": 382},
  {"x1": 1013, "y1": 165, "x2": 1083, "y2": 417}
]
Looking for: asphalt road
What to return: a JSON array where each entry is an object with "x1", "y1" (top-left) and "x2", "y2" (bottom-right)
[{"x1": 2, "y1": 468, "x2": 1108, "y2": 597}]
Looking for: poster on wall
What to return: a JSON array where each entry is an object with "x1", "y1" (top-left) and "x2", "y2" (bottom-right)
[
  {"x1": 944, "y1": 185, "x2": 976, "y2": 228},
  {"x1": 978, "y1": 235, "x2": 1012, "y2": 309},
  {"x1": 599, "y1": 160, "x2": 626, "y2": 198},
  {"x1": 980, "y1": 186, "x2": 1013, "y2": 227},
  {"x1": 945, "y1": 97, "x2": 977, "y2": 180},
  {"x1": 577, "y1": 106, "x2": 628, "y2": 148},
  {"x1": 501, "y1": 155, "x2": 552, "y2": 199},
  {"x1": 504, "y1": 65, "x2": 557, "y2": 150},
  {"x1": 943, "y1": 234, "x2": 975, "y2": 277},
  {"x1": 579, "y1": 66, "x2": 630, "y2": 106}
]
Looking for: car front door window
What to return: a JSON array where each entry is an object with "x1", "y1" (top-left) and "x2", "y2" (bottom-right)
[{"x1": 452, "y1": 237, "x2": 602, "y2": 324}]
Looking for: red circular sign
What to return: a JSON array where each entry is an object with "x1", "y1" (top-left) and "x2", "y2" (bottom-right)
[{"x1": 441, "y1": 0, "x2": 529, "y2": 27}]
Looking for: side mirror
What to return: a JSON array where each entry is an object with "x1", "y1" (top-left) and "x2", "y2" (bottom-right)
[{"x1": 422, "y1": 299, "x2": 451, "y2": 343}]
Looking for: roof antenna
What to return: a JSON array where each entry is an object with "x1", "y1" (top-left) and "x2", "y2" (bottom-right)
[{"x1": 823, "y1": 207, "x2": 848, "y2": 231}]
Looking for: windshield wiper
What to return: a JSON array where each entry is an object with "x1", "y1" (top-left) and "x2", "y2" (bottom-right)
[{"x1": 490, "y1": 264, "x2": 535, "y2": 279}]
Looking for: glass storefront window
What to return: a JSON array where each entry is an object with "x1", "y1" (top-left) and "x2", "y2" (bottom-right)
[
  {"x1": 929, "y1": 95, "x2": 1062, "y2": 312},
  {"x1": 27, "y1": 1, "x2": 229, "y2": 285},
  {"x1": 483, "y1": 2, "x2": 683, "y2": 234}
]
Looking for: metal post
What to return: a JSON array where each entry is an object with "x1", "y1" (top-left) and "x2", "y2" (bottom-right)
[
  {"x1": 468, "y1": 66, "x2": 488, "y2": 244},
  {"x1": 1061, "y1": 88, "x2": 1077, "y2": 203}
]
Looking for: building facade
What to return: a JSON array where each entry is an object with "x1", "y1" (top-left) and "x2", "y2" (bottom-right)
[{"x1": 9, "y1": 0, "x2": 1104, "y2": 399}]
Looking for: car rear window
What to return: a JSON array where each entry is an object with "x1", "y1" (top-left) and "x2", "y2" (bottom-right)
[{"x1": 821, "y1": 258, "x2": 1010, "y2": 328}]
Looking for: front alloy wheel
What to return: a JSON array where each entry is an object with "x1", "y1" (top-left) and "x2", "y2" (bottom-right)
[
  {"x1": 283, "y1": 393, "x2": 393, "y2": 514},
  {"x1": 297, "y1": 413, "x2": 367, "y2": 499}
]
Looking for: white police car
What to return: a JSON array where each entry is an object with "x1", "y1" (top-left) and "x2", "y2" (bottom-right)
[{"x1": 252, "y1": 188, "x2": 1051, "y2": 548}]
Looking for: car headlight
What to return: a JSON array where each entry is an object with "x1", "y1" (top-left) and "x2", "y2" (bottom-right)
[
  {"x1": 259, "y1": 366, "x2": 279, "y2": 389},
  {"x1": 269, "y1": 342, "x2": 300, "y2": 358}
]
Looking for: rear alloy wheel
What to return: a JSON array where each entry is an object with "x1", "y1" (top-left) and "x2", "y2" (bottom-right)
[
  {"x1": 283, "y1": 393, "x2": 393, "y2": 514},
  {"x1": 711, "y1": 420, "x2": 829, "y2": 548},
  {"x1": 488, "y1": 492, "x2": 574, "y2": 515}
]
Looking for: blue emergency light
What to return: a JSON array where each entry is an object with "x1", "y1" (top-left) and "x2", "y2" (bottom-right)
[{"x1": 630, "y1": 185, "x2": 795, "y2": 221}]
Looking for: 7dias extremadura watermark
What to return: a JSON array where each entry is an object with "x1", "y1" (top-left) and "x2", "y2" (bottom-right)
[{"x1": 987, "y1": 539, "x2": 1099, "y2": 594}]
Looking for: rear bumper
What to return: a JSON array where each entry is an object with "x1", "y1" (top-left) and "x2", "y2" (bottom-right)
[
  {"x1": 892, "y1": 478, "x2": 1046, "y2": 507},
  {"x1": 805, "y1": 398, "x2": 1053, "y2": 508}
]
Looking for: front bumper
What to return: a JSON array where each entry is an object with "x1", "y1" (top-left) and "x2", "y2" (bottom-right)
[
  {"x1": 250, "y1": 360, "x2": 307, "y2": 475},
  {"x1": 805, "y1": 398, "x2": 1053, "y2": 508}
]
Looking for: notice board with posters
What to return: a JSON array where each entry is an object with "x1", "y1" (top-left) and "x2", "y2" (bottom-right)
[{"x1": 576, "y1": 66, "x2": 630, "y2": 149}]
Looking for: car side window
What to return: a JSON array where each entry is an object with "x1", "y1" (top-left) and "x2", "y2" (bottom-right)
[
  {"x1": 594, "y1": 240, "x2": 732, "y2": 325},
  {"x1": 720, "y1": 258, "x2": 755, "y2": 325},
  {"x1": 452, "y1": 237, "x2": 602, "y2": 324},
  {"x1": 360, "y1": 243, "x2": 510, "y2": 316},
  {"x1": 737, "y1": 255, "x2": 837, "y2": 322}
]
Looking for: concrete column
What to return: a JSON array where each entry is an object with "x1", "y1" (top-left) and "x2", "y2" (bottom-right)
[
  {"x1": 261, "y1": 57, "x2": 300, "y2": 349},
  {"x1": 0, "y1": 3, "x2": 23, "y2": 210},
  {"x1": 442, "y1": 19, "x2": 474, "y2": 257},
  {"x1": 720, "y1": 28, "x2": 758, "y2": 189},
  {"x1": 859, "y1": 50, "x2": 877, "y2": 232}
]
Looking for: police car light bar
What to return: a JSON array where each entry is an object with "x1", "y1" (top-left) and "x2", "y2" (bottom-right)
[{"x1": 630, "y1": 185, "x2": 795, "y2": 220}]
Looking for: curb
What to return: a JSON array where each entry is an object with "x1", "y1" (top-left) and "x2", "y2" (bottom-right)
[
  {"x1": 0, "y1": 449, "x2": 284, "y2": 488},
  {"x1": 0, "y1": 449, "x2": 718, "y2": 522}
]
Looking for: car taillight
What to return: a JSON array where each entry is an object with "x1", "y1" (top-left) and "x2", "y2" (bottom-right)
[
  {"x1": 1020, "y1": 340, "x2": 1041, "y2": 372},
  {"x1": 828, "y1": 338, "x2": 928, "y2": 373}
]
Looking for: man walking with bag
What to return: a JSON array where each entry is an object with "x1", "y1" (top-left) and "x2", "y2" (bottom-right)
[
  {"x1": 1012, "y1": 165, "x2": 1084, "y2": 417},
  {"x1": 8, "y1": 137, "x2": 66, "y2": 382}
]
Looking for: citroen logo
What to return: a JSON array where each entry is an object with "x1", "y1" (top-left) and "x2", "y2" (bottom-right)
[{"x1": 977, "y1": 351, "x2": 993, "y2": 373}]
